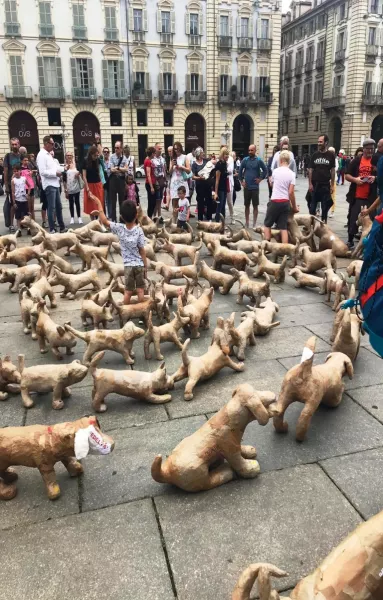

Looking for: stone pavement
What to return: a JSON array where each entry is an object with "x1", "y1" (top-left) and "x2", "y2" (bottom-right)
[{"x1": 0, "y1": 179, "x2": 382, "y2": 600}]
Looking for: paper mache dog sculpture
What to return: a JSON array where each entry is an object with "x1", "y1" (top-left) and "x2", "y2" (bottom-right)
[
  {"x1": 273, "y1": 336, "x2": 353, "y2": 442},
  {"x1": 151, "y1": 384, "x2": 276, "y2": 492},
  {"x1": 232, "y1": 509, "x2": 383, "y2": 599},
  {"x1": 0, "y1": 416, "x2": 114, "y2": 501},
  {"x1": 0, "y1": 355, "x2": 21, "y2": 400}
]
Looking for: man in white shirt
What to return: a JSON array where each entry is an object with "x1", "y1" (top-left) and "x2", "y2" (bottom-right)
[
  {"x1": 36, "y1": 135, "x2": 66, "y2": 233},
  {"x1": 270, "y1": 136, "x2": 297, "y2": 175}
]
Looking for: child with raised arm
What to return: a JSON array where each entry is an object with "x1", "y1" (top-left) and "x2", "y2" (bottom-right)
[{"x1": 90, "y1": 194, "x2": 147, "y2": 306}]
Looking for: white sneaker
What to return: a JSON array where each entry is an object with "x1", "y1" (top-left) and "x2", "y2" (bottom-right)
[
  {"x1": 70, "y1": 217, "x2": 74, "y2": 225},
  {"x1": 329, "y1": 212, "x2": 334, "y2": 218},
  {"x1": 231, "y1": 217, "x2": 236, "y2": 225},
  {"x1": 78, "y1": 217, "x2": 83, "y2": 224}
]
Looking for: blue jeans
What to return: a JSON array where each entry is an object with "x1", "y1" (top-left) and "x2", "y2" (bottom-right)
[
  {"x1": 45, "y1": 186, "x2": 65, "y2": 231},
  {"x1": 215, "y1": 190, "x2": 227, "y2": 221}
]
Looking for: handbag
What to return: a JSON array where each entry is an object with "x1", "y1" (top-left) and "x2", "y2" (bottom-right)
[
  {"x1": 0, "y1": 183, "x2": 4, "y2": 196},
  {"x1": 181, "y1": 169, "x2": 192, "y2": 181},
  {"x1": 234, "y1": 176, "x2": 241, "y2": 192},
  {"x1": 3, "y1": 193, "x2": 11, "y2": 228}
]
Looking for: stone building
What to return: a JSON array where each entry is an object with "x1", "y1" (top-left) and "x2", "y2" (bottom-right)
[
  {"x1": 279, "y1": 0, "x2": 383, "y2": 158},
  {"x1": 0, "y1": 0, "x2": 281, "y2": 165}
]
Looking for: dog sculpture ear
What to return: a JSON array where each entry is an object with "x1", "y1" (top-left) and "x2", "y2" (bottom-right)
[
  {"x1": 344, "y1": 356, "x2": 354, "y2": 380},
  {"x1": 297, "y1": 336, "x2": 316, "y2": 379},
  {"x1": 247, "y1": 392, "x2": 270, "y2": 426}
]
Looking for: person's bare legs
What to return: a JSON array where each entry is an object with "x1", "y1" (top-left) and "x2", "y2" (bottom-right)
[
  {"x1": 245, "y1": 205, "x2": 250, "y2": 228},
  {"x1": 264, "y1": 226, "x2": 271, "y2": 241},
  {"x1": 124, "y1": 290, "x2": 133, "y2": 305},
  {"x1": 136, "y1": 287, "x2": 145, "y2": 302},
  {"x1": 281, "y1": 229, "x2": 288, "y2": 243},
  {"x1": 253, "y1": 206, "x2": 258, "y2": 228},
  {"x1": 172, "y1": 198, "x2": 178, "y2": 223}
]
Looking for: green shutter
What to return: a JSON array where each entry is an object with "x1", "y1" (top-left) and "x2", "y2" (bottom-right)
[
  {"x1": 102, "y1": 60, "x2": 108, "y2": 89},
  {"x1": 37, "y1": 56, "x2": 45, "y2": 87},
  {"x1": 71, "y1": 57, "x2": 78, "y2": 87},
  {"x1": 56, "y1": 57, "x2": 63, "y2": 88},
  {"x1": 172, "y1": 73, "x2": 176, "y2": 90},
  {"x1": 119, "y1": 61, "x2": 125, "y2": 89},
  {"x1": 170, "y1": 11, "x2": 175, "y2": 34},
  {"x1": 87, "y1": 58, "x2": 94, "y2": 88}
]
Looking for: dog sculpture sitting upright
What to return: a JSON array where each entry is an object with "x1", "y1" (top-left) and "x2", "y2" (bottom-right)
[
  {"x1": 0, "y1": 355, "x2": 21, "y2": 400},
  {"x1": 144, "y1": 309, "x2": 190, "y2": 360},
  {"x1": 273, "y1": 336, "x2": 353, "y2": 442},
  {"x1": 178, "y1": 287, "x2": 214, "y2": 338},
  {"x1": 151, "y1": 383, "x2": 276, "y2": 492},
  {"x1": 0, "y1": 416, "x2": 114, "y2": 500},
  {"x1": 31, "y1": 300, "x2": 77, "y2": 360}
]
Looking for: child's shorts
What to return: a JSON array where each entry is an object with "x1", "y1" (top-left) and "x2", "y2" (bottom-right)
[
  {"x1": 264, "y1": 201, "x2": 290, "y2": 230},
  {"x1": 177, "y1": 219, "x2": 188, "y2": 230},
  {"x1": 15, "y1": 200, "x2": 29, "y2": 220},
  {"x1": 124, "y1": 266, "x2": 145, "y2": 292}
]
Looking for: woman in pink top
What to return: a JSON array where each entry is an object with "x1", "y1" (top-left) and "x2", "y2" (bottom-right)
[{"x1": 21, "y1": 156, "x2": 35, "y2": 220}]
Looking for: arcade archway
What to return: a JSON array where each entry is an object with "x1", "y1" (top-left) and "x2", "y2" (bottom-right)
[
  {"x1": 328, "y1": 117, "x2": 342, "y2": 153},
  {"x1": 73, "y1": 111, "x2": 100, "y2": 165},
  {"x1": 232, "y1": 114, "x2": 253, "y2": 159},
  {"x1": 8, "y1": 111, "x2": 39, "y2": 154},
  {"x1": 371, "y1": 115, "x2": 383, "y2": 143},
  {"x1": 184, "y1": 113, "x2": 205, "y2": 153}
]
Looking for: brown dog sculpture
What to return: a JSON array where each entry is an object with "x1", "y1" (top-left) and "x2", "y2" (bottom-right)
[
  {"x1": 288, "y1": 268, "x2": 326, "y2": 294},
  {"x1": 262, "y1": 240, "x2": 299, "y2": 266},
  {"x1": 226, "y1": 312, "x2": 257, "y2": 361},
  {"x1": 69, "y1": 239, "x2": 111, "y2": 270},
  {"x1": 312, "y1": 219, "x2": 352, "y2": 257},
  {"x1": 20, "y1": 215, "x2": 45, "y2": 236},
  {"x1": 251, "y1": 248, "x2": 288, "y2": 283},
  {"x1": 18, "y1": 354, "x2": 91, "y2": 410},
  {"x1": 31, "y1": 300, "x2": 77, "y2": 360},
  {"x1": 151, "y1": 384, "x2": 276, "y2": 491},
  {"x1": 90, "y1": 353, "x2": 173, "y2": 411},
  {"x1": 197, "y1": 213, "x2": 226, "y2": 233},
  {"x1": 65, "y1": 321, "x2": 145, "y2": 366},
  {"x1": 19, "y1": 286, "x2": 49, "y2": 338},
  {"x1": 298, "y1": 246, "x2": 337, "y2": 273},
  {"x1": 227, "y1": 240, "x2": 261, "y2": 254},
  {"x1": 152, "y1": 254, "x2": 200, "y2": 285},
  {"x1": 352, "y1": 209, "x2": 372, "y2": 258},
  {"x1": 32, "y1": 230, "x2": 78, "y2": 254},
  {"x1": 200, "y1": 260, "x2": 238, "y2": 295},
  {"x1": 0, "y1": 232, "x2": 18, "y2": 250},
  {"x1": 346, "y1": 259, "x2": 363, "y2": 289},
  {"x1": 110, "y1": 287, "x2": 160, "y2": 327},
  {"x1": 331, "y1": 307, "x2": 361, "y2": 362},
  {"x1": 157, "y1": 224, "x2": 194, "y2": 245},
  {"x1": 81, "y1": 292, "x2": 114, "y2": 329},
  {"x1": 0, "y1": 264, "x2": 42, "y2": 292},
  {"x1": 242, "y1": 298, "x2": 281, "y2": 336},
  {"x1": 231, "y1": 269, "x2": 271, "y2": 306},
  {"x1": 177, "y1": 287, "x2": 214, "y2": 338},
  {"x1": 144, "y1": 309, "x2": 190, "y2": 360},
  {"x1": 98, "y1": 257, "x2": 124, "y2": 284},
  {"x1": 27, "y1": 258, "x2": 57, "y2": 307},
  {"x1": 273, "y1": 336, "x2": 353, "y2": 441},
  {"x1": 0, "y1": 416, "x2": 114, "y2": 500},
  {"x1": 79, "y1": 229, "x2": 119, "y2": 247},
  {"x1": 0, "y1": 243, "x2": 46, "y2": 267},
  {"x1": 207, "y1": 239, "x2": 251, "y2": 271},
  {"x1": 0, "y1": 355, "x2": 21, "y2": 400},
  {"x1": 48, "y1": 266, "x2": 101, "y2": 299},
  {"x1": 324, "y1": 268, "x2": 349, "y2": 310},
  {"x1": 44, "y1": 249, "x2": 79, "y2": 275},
  {"x1": 69, "y1": 219, "x2": 105, "y2": 238},
  {"x1": 157, "y1": 239, "x2": 202, "y2": 265}
]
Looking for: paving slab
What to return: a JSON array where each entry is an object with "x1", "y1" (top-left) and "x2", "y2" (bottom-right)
[
  {"x1": 0, "y1": 463, "x2": 79, "y2": 531},
  {"x1": 81, "y1": 415, "x2": 206, "y2": 511},
  {"x1": 155, "y1": 464, "x2": 361, "y2": 599},
  {"x1": 272, "y1": 287, "x2": 327, "y2": 307},
  {"x1": 25, "y1": 384, "x2": 169, "y2": 432},
  {"x1": 0, "y1": 396, "x2": 25, "y2": 427},
  {"x1": 306, "y1": 321, "x2": 375, "y2": 351},
  {"x1": 277, "y1": 303, "x2": 336, "y2": 328},
  {"x1": 0, "y1": 499, "x2": 174, "y2": 600},
  {"x1": 347, "y1": 384, "x2": 383, "y2": 424},
  {"x1": 320, "y1": 448, "x2": 383, "y2": 519}
]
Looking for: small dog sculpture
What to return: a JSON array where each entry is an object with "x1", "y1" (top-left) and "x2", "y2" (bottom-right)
[
  {"x1": 331, "y1": 307, "x2": 361, "y2": 362},
  {"x1": 242, "y1": 298, "x2": 280, "y2": 336},
  {"x1": 197, "y1": 214, "x2": 226, "y2": 233},
  {"x1": 152, "y1": 254, "x2": 200, "y2": 285},
  {"x1": 352, "y1": 209, "x2": 373, "y2": 258},
  {"x1": 81, "y1": 292, "x2": 114, "y2": 329},
  {"x1": 152, "y1": 280, "x2": 171, "y2": 323},
  {"x1": 0, "y1": 416, "x2": 114, "y2": 500},
  {"x1": 69, "y1": 240, "x2": 111, "y2": 270},
  {"x1": 298, "y1": 246, "x2": 337, "y2": 273},
  {"x1": 32, "y1": 230, "x2": 78, "y2": 254},
  {"x1": 231, "y1": 269, "x2": 271, "y2": 306},
  {"x1": 20, "y1": 215, "x2": 45, "y2": 236},
  {"x1": 200, "y1": 260, "x2": 238, "y2": 295},
  {"x1": 312, "y1": 219, "x2": 352, "y2": 257},
  {"x1": 18, "y1": 354, "x2": 91, "y2": 410},
  {"x1": 261, "y1": 240, "x2": 299, "y2": 266},
  {"x1": 346, "y1": 259, "x2": 363, "y2": 289},
  {"x1": 227, "y1": 240, "x2": 261, "y2": 254},
  {"x1": 288, "y1": 267, "x2": 326, "y2": 294},
  {"x1": 31, "y1": 300, "x2": 77, "y2": 360},
  {"x1": 114, "y1": 239, "x2": 157, "y2": 261},
  {"x1": 98, "y1": 257, "x2": 124, "y2": 284},
  {"x1": 44, "y1": 250, "x2": 79, "y2": 275},
  {"x1": 158, "y1": 276, "x2": 194, "y2": 306},
  {"x1": 0, "y1": 264, "x2": 42, "y2": 292},
  {"x1": 27, "y1": 259, "x2": 57, "y2": 307},
  {"x1": 273, "y1": 336, "x2": 353, "y2": 442},
  {"x1": 151, "y1": 384, "x2": 276, "y2": 491},
  {"x1": 169, "y1": 321, "x2": 244, "y2": 401},
  {"x1": 78, "y1": 229, "x2": 119, "y2": 247},
  {"x1": 48, "y1": 266, "x2": 101, "y2": 299},
  {"x1": 0, "y1": 355, "x2": 21, "y2": 401},
  {"x1": 69, "y1": 220, "x2": 105, "y2": 238},
  {"x1": 65, "y1": 321, "x2": 145, "y2": 365},
  {"x1": 250, "y1": 248, "x2": 288, "y2": 283},
  {"x1": 110, "y1": 287, "x2": 160, "y2": 327},
  {"x1": 144, "y1": 309, "x2": 190, "y2": 360},
  {"x1": 156, "y1": 239, "x2": 202, "y2": 265},
  {"x1": 226, "y1": 312, "x2": 257, "y2": 361},
  {"x1": 157, "y1": 224, "x2": 194, "y2": 245},
  {"x1": 0, "y1": 233, "x2": 17, "y2": 250},
  {"x1": 19, "y1": 287, "x2": 45, "y2": 338},
  {"x1": 324, "y1": 268, "x2": 349, "y2": 310},
  {"x1": 90, "y1": 353, "x2": 173, "y2": 411},
  {"x1": 177, "y1": 287, "x2": 214, "y2": 338},
  {"x1": 207, "y1": 239, "x2": 251, "y2": 271},
  {"x1": 0, "y1": 243, "x2": 46, "y2": 267}
]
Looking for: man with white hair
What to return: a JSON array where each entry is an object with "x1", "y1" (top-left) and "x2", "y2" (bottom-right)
[{"x1": 270, "y1": 136, "x2": 297, "y2": 175}]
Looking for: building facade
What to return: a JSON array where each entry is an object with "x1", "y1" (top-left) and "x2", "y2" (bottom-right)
[
  {"x1": 0, "y1": 0, "x2": 281, "y2": 165},
  {"x1": 279, "y1": 0, "x2": 383, "y2": 158}
]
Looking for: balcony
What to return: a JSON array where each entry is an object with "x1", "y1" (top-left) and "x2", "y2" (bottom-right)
[
  {"x1": 72, "y1": 25, "x2": 88, "y2": 40},
  {"x1": 4, "y1": 22, "x2": 20, "y2": 36},
  {"x1": 335, "y1": 49, "x2": 346, "y2": 62},
  {"x1": 366, "y1": 44, "x2": 379, "y2": 57},
  {"x1": 188, "y1": 34, "x2": 201, "y2": 47},
  {"x1": 160, "y1": 32, "x2": 173, "y2": 45},
  {"x1": 104, "y1": 28, "x2": 119, "y2": 42},
  {"x1": 237, "y1": 37, "x2": 253, "y2": 51},
  {"x1": 258, "y1": 92, "x2": 273, "y2": 104},
  {"x1": 304, "y1": 62, "x2": 314, "y2": 73},
  {"x1": 39, "y1": 24, "x2": 55, "y2": 38},
  {"x1": 132, "y1": 88, "x2": 152, "y2": 103},
  {"x1": 302, "y1": 102, "x2": 310, "y2": 114},
  {"x1": 235, "y1": 92, "x2": 259, "y2": 105},
  {"x1": 40, "y1": 86, "x2": 66, "y2": 101},
  {"x1": 284, "y1": 68, "x2": 293, "y2": 79},
  {"x1": 132, "y1": 30, "x2": 145, "y2": 42},
  {"x1": 322, "y1": 88, "x2": 345, "y2": 109},
  {"x1": 4, "y1": 86, "x2": 32, "y2": 102},
  {"x1": 159, "y1": 89, "x2": 178, "y2": 104},
  {"x1": 72, "y1": 87, "x2": 97, "y2": 102},
  {"x1": 103, "y1": 88, "x2": 128, "y2": 102},
  {"x1": 316, "y1": 56, "x2": 324, "y2": 69},
  {"x1": 257, "y1": 38, "x2": 272, "y2": 50},
  {"x1": 218, "y1": 36, "x2": 232, "y2": 50},
  {"x1": 185, "y1": 90, "x2": 207, "y2": 104},
  {"x1": 294, "y1": 64, "x2": 303, "y2": 76},
  {"x1": 283, "y1": 106, "x2": 290, "y2": 116},
  {"x1": 362, "y1": 84, "x2": 383, "y2": 106}
]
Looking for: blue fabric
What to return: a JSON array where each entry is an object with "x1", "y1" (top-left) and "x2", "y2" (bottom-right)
[
  {"x1": 215, "y1": 190, "x2": 226, "y2": 221},
  {"x1": 45, "y1": 186, "x2": 64, "y2": 231},
  {"x1": 238, "y1": 156, "x2": 267, "y2": 190}
]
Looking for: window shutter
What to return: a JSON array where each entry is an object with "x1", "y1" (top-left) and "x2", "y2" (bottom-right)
[
  {"x1": 129, "y1": 7, "x2": 134, "y2": 30},
  {"x1": 119, "y1": 61, "x2": 125, "y2": 89},
  {"x1": 200, "y1": 74, "x2": 203, "y2": 90},
  {"x1": 248, "y1": 76, "x2": 252, "y2": 92},
  {"x1": 366, "y1": 26, "x2": 370, "y2": 44},
  {"x1": 102, "y1": 59, "x2": 108, "y2": 89},
  {"x1": 145, "y1": 72, "x2": 150, "y2": 90},
  {"x1": 70, "y1": 57, "x2": 78, "y2": 87},
  {"x1": 236, "y1": 17, "x2": 241, "y2": 38},
  {"x1": 198, "y1": 11, "x2": 203, "y2": 35},
  {"x1": 257, "y1": 18, "x2": 262, "y2": 38},
  {"x1": 186, "y1": 74, "x2": 191, "y2": 90},
  {"x1": 172, "y1": 73, "x2": 176, "y2": 90},
  {"x1": 171, "y1": 11, "x2": 175, "y2": 33},
  {"x1": 228, "y1": 13, "x2": 233, "y2": 36},
  {"x1": 37, "y1": 57, "x2": 44, "y2": 87},
  {"x1": 343, "y1": 28, "x2": 347, "y2": 49},
  {"x1": 157, "y1": 10, "x2": 162, "y2": 33},
  {"x1": 56, "y1": 57, "x2": 63, "y2": 88},
  {"x1": 269, "y1": 18, "x2": 273, "y2": 39},
  {"x1": 143, "y1": 9, "x2": 148, "y2": 31},
  {"x1": 158, "y1": 72, "x2": 162, "y2": 89},
  {"x1": 340, "y1": 73, "x2": 345, "y2": 88},
  {"x1": 185, "y1": 12, "x2": 190, "y2": 34},
  {"x1": 87, "y1": 58, "x2": 94, "y2": 88},
  {"x1": 228, "y1": 75, "x2": 232, "y2": 88}
]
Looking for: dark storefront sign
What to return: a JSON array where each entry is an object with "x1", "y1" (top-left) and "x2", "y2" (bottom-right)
[
  {"x1": 185, "y1": 113, "x2": 205, "y2": 153},
  {"x1": 8, "y1": 111, "x2": 39, "y2": 152},
  {"x1": 73, "y1": 111, "x2": 100, "y2": 145},
  {"x1": 52, "y1": 134, "x2": 64, "y2": 164}
]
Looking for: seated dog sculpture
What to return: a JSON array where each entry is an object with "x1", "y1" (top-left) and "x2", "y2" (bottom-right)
[
  {"x1": 331, "y1": 307, "x2": 361, "y2": 362},
  {"x1": 31, "y1": 300, "x2": 77, "y2": 360},
  {"x1": 151, "y1": 384, "x2": 276, "y2": 491},
  {"x1": 288, "y1": 268, "x2": 326, "y2": 294},
  {"x1": 231, "y1": 269, "x2": 271, "y2": 306},
  {"x1": 200, "y1": 260, "x2": 238, "y2": 295},
  {"x1": 177, "y1": 287, "x2": 214, "y2": 339},
  {"x1": 324, "y1": 268, "x2": 349, "y2": 310},
  {"x1": 90, "y1": 353, "x2": 173, "y2": 411},
  {"x1": 273, "y1": 336, "x2": 353, "y2": 441},
  {"x1": 346, "y1": 259, "x2": 363, "y2": 290},
  {"x1": 312, "y1": 219, "x2": 351, "y2": 257},
  {"x1": 0, "y1": 416, "x2": 114, "y2": 500},
  {"x1": 0, "y1": 264, "x2": 42, "y2": 292},
  {"x1": 48, "y1": 266, "x2": 101, "y2": 299},
  {"x1": 0, "y1": 355, "x2": 21, "y2": 400}
]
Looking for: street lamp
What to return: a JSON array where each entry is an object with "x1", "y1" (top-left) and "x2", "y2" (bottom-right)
[
  {"x1": 221, "y1": 122, "x2": 231, "y2": 147},
  {"x1": 60, "y1": 121, "x2": 70, "y2": 157}
]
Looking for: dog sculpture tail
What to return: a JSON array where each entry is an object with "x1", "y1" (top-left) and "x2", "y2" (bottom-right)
[
  {"x1": 232, "y1": 563, "x2": 288, "y2": 600},
  {"x1": 181, "y1": 339, "x2": 191, "y2": 367},
  {"x1": 151, "y1": 455, "x2": 169, "y2": 484},
  {"x1": 88, "y1": 351, "x2": 105, "y2": 375},
  {"x1": 64, "y1": 323, "x2": 89, "y2": 342}
]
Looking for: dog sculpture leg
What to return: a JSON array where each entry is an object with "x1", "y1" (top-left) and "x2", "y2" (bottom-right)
[
  {"x1": 296, "y1": 402, "x2": 320, "y2": 442},
  {"x1": 204, "y1": 463, "x2": 236, "y2": 489},
  {"x1": 61, "y1": 457, "x2": 83, "y2": 477},
  {"x1": 37, "y1": 333, "x2": 48, "y2": 354},
  {"x1": 92, "y1": 388, "x2": 107, "y2": 413},
  {"x1": 225, "y1": 451, "x2": 260, "y2": 478},
  {"x1": 241, "y1": 445, "x2": 257, "y2": 459},
  {"x1": 224, "y1": 356, "x2": 245, "y2": 372},
  {"x1": 153, "y1": 332, "x2": 164, "y2": 361},
  {"x1": 122, "y1": 347, "x2": 135, "y2": 365},
  {"x1": 273, "y1": 395, "x2": 296, "y2": 433},
  {"x1": 38, "y1": 465, "x2": 61, "y2": 500},
  {"x1": 0, "y1": 474, "x2": 17, "y2": 500},
  {"x1": 21, "y1": 384, "x2": 35, "y2": 408},
  {"x1": 147, "y1": 393, "x2": 172, "y2": 404},
  {"x1": 65, "y1": 345, "x2": 74, "y2": 356},
  {"x1": 47, "y1": 289, "x2": 57, "y2": 308}
]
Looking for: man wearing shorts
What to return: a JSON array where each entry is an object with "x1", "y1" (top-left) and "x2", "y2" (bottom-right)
[
  {"x1": 238, "y1": 144, "x2": 267, "y2": 229},
  {"x1": 264, "y1": 150, "x2": 299, "y2": 243}
]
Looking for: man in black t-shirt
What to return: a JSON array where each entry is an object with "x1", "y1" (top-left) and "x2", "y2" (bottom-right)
[{"x1": 308, "y1": 134, "x2": 335, "y2": 223}]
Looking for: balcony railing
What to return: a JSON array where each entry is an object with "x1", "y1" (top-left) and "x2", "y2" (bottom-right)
[
  {"x1": 363, "y1": 93, "x2": 383, "y2": 106},
  {"x1": 159, "y1": 89, "x2": 178, "y2": 103},
  {"x1": 40, "y1": 86, "x2": 66, "y2": 101},
  {"x1": 322, "y1": 88, "x2": 345, "y2": 109},
  {"x1": 104, "y1": 27, "x2": 119, "y2": 41},
  {"x1": 284, "y1": 68, "x2": 293, "y2": 79},
  {"x1": 294, "y1": 64, "x2": 303, "y2": 76},
  {"x1": 282, "y1": 106, "x2": 290, "y2": 116},
  {"x1": 257, "y1": 38, "x2": 272, "y2": 50},
  {"x1": 39, "y1": 24, "x2": 54, "y2": 38},
  {"x1": 304, "y1": 62, "x2": 314, "y2": 73},
  {"x1": 316, "y1": 56, "x2": 324, "y2": 69},
  {"x1": 188, "y1": 34, "x2": 201, "y2": 46},
  {"x1": 103, "y1": 88, "x2": 128, "y2": 102},
  {"x1": 258, "y1": 92, "x2": 273, "y2": 104},
  {"x1": 4, "y1": 86, "x2": 32, "y2": 101},
  {"x1": 366, "y1": 44, "x2": 379, "y2": 56},
  {"x1": 72, "y1": 87, "x2": 97, "y2": 102},
  {"x1": 132, "y1": 30, "x2": 145, "y2": 42},
  {"x1": 218, "y1": 36, "x2": 232, "y2": 49},
  {"x1": 235, "y1": 92, "x2": 259, "y2": 105},
  {"x1": 335, "y1": 48, "x2": 346, "y2": 61},
  {"x1": 4, "y1": 22, "x2": 20, "y2": 36},
  {"x1": 132, "y1": 89, "x2": 152, "y2": 102},
  {"x1": 185, "y1": 90, "x2": 207, "y2": 103},
  {"x1": 237, "y1": 37, "x2": 253, "y2": 51},
  {"x1": 72, "y1": 25, "x2": 87, "y2": 40},
  {"x1": 302, "y1": 102, "x2": 310, "y2": 113},
  {"x1": 218, "y1": 90, "x2": 272, "y2": 105},
  {"x1": 160, "y1": 32, "x2": 173, "y2": 45}
]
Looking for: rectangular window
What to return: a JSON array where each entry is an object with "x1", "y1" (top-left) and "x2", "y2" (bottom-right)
[
  {"x1": 106, "y1": 60, "x2": 119, "y2": 91},
  {"x1": 161, "y1": 11, "x2": 171, "y2": 33},
  {"x1": 294, "y1": 119, "x2": 298, "y2": 133},
  {"x1": 78, "y1": 58, "x2": 89, "y2": 88},
  {"x1": 136, "y1": 72, "x2": 145, "y2": 88},
  {"x1": 339, "y1": 3, "x2": 346, "y2": 20},
  {"x1": 314, "y1": 80, "x2": 323, "y2": 101},
  {"x1": 335, "y1": 74, "x2": 342, "y2": 88},
  {"x1": 110, "y1": 108, "x2": 122, "y2": 126},
  {"x1": 368, "y1": 27, "x2": 376, "y2": 45},
  {"x1": 240, "y1": 17, "x2": 249, "y2": 37},
  {"x1": 105, "y1": 6, "x2": 117, "y2": 29},
  {"x1": 296, "y1": 50, "x2": 303, "y2": 66},
  {"x1": 314, "y1": 115, "x2": 319, "y2": 131},
  {"x1": 133, "y1": 9, "x2": 143, "y2": 31},
  {"x1": 317, "y1": 40, "x2": 324, "y2": 58},
  {"x1": 9, "y1": 55, "x2": 24, "y2": 86},
  {"x1": 43, "y1": 56, "x2": 58, "y2": 88},
  {"x1": 370, "y1": 0, "x2": 379, "y2": 12},
  {"x1": 259, "y1": 76, "x2": 268, "y2": 94},
  {"x1": 240, "y1": 75, "x2": 248, "y2": 95},
  {"x1": 164, "y1": 109, "x2": 173, "y2": 126},
  {"x1": 5, "y1": 0, "x2": 17, "y2": 22},
  {"x1": 190, "y1": 13, "x2": 199, "y2": 35},
  {"x1": 138, "y1": 134, "x2": 148, "y2": 165},
  {"x1": 307, "y1": 45, "x2": 314, "y2": 62},
  {"x1": 112, "y1": 134, "x2": 123, "y2": 148},
  {"x1": 336, "y1": 31, "x2": 344, "y2": 50},
  {"x1": 47, "y1": 107, "x2": 61, "y2": 127},
  {"x1": 163, "y1": 72, "x2": 172, "y2": 91},
  {"x1": 220, "y1": 74, "x2": 228, "y2": 93},
  {"x1": 137, "y1": 109, "x2": 147, "y2": 127},
  {"x1": 39, "y1": 2, "x2": 52, "y2": 24},
  {"x1": 73, "y1": 3, "x2": 85, "y2": 27},
  {"x1": 220, "y1": 15, "x2": 229, "y2": 36},
  {"x1": 260, "y1": 19, "x2": 269, "y2": 39},
  {"x1": 190, "y1": 73, "x2": 199, "y2": 93}
]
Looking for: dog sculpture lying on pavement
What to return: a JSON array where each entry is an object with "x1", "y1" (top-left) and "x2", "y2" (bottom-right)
[
  {"x1": 151, "y1": 383, "x2": 276, "y2": 492},
  {"x1": 0, "y1": 416, "x2": 114, "y2": 500}
]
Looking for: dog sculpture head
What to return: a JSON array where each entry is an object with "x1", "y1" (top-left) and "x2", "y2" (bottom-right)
[
  {"x1": 122, "y1": 321, "x2": 146, "y2": 340},
  {"x1": 232, "y1": 384, "x2": 277, "y2": 425},
  {"x1": 31, "y1": 230, "x2": 46, "y2": 246},
  {"x1": 67, "y1": 359, "x2": 89, "y2": 382},
  {"x1": 0, "y1": 267, "x2": 14, "y2": 282},
  {"x1": 0, "y1": 355, "x2": 21, "y2": 384},
  {"x1": 325, "y1": 351, "x2": 354, "y2": 380},
  {"x1": 151, "y1": 362, "x2": 173, "y2": 392},
  {"x1": 48, "y1": 266, "x2": 65, "y2": 286},
  {"x1": 73, "y1": 416, "x2": 115, "y2": 460}
]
